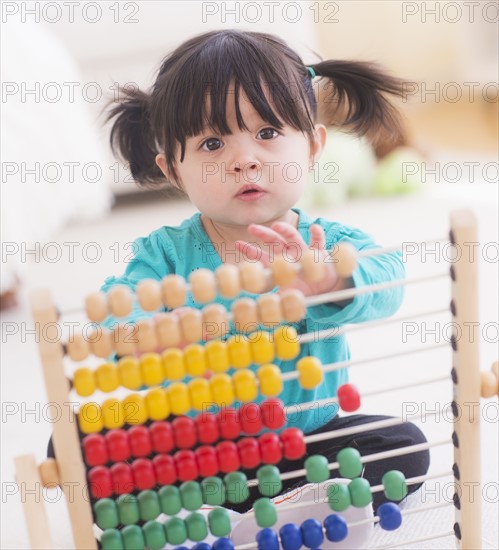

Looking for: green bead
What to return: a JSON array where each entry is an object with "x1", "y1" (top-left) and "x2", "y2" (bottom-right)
[
  {"x1": 327, "y1": 482, "x2": 351, "y2": 512},
  {"x1": 158, "y1": 485, "x2": 182, "y2": 515},
  {"x1": 100, "y1": 529, "x2": 124, "y2": 550},
  {"x1": 143, "y1": 520, "x2": 167, "y2": 550},
  {"x1": 164, "y1": 517, "x2": 187, "y2": 545},
  {"x1": 305, "y1": 455, "x2": 330, "y2": 483},
  {"x1": 116, "y1": 494, "x2": 140, "y2": 525},
  {"x1": 253, "y1": 497, "x2": 277, "y2": 528},
  {"x1": 185, "y1": 512, "x2": 208, "y2": 541},
  {"x1": 138, "y1": 490, "x2": 161, "y2": 521},
  {"x1": 202, "y1": 476, "x2": 226, "y2": 505},
  {"x1": 224, "y1": 471, "x2": 249, "y2": 503},
  {"x1": 180, "y1": 481, "x2": 203, "y2": 511},
  {"x1": 208, "y1": 507, "x2": 232, "y2": 537},
  {"x1": 257, "y1": 465, "x2": 282, "y2": 497},
  {"x1": 337, "y1": 447, "x2": 363, "y2": 479},
  {"x1": 348, "y1": 478, "x2": 372, "y2": 507},
  {"x1": 94, "y1": 498, "x2": 119, "y2": 529},
  {"x1": 382, "y1": 470, "x2": 408, "y2": 501},
  {"x1": 122, "y1": 524, "x2": 145, "y2": 550}
]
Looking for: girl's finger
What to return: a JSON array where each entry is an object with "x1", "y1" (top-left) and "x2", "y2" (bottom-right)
[
  {"x1": 270, "y1": 221, "x2": 308, "y2": 250},
  {"x1": 234, "y1": 240, "x2": 271, "y2": 266},
  {"x1": 247, "y1": 224, "x2": 287, "y2": 252},
  {"x1": 309, "y1": 224, "x2": 326, "y2": 250}
]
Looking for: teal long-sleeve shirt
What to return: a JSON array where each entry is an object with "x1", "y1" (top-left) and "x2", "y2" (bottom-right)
[{"x1": 100, "y1": 207, "x2": 405, "y2": 434}]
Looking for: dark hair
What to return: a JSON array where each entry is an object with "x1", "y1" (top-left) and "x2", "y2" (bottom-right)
[{"x1": 106, "y1": 29, "x2": 406, "y2": 189}]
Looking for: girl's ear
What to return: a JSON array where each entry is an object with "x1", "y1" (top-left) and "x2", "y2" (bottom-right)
[
  {"x1": 155, "y1": 153, "x2": 184, "y2": 191},
  {"x1": 309, "y1": 124, "x2": 327, "y2": 166}
]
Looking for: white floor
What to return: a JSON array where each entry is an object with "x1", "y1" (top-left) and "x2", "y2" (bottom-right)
[{"x1": 1, "y1": 183, "x2": 498, "y2": 549}]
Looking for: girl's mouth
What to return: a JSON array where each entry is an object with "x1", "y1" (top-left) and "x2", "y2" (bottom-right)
[{"x1": 235, "y1": 184, "x2": 267, "y2": 201}]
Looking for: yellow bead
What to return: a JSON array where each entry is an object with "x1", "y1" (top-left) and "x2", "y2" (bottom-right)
[
  {"x1": 140, "y1": 353, "x2": 164, "y2": 386},
  {"x1": 257, "y1": 364, "x2": 283, "y2": 397},
  {"x1": 227, "y1": 335, "x2": 252, "y2": 369},
  {"x1": 183, "y1": 344, "x2": 207, "y2": 377},
  {"x1": 274, "y1": 326, "x2": 300, "y2": 361},
  {"x1": 249, "y1": 330, "x2": 275, "y2": 365},
  {"x1": 189, "y1": 378, "x2": 213, "y2": 411},
  {"x1": 73, "y1": 367, "x2": 96, "y2": 397},
  {"x1": 78, "y1": 402, "x2": 103, "y2": 434},
  {"x1": 210, "y1": 373, "x2": 235, "y2": 407},
  {"x1": 101, "y1": 398, "x2": 125, "y2": 429},
  {"x1": 297, "y1": 356, "x2": 323, "y2": 390},
  {"x1": 204, "y1": 340, "x2": 230, "y2": 373},
  {"x1": 167, "y1": 383, "x2": 191, "y2": 416},
  {"x1": 95, "y1": 362, "x2": 120, "y2": 393},
  {"x1": 145, "y1": 388, "x2": 170, "y2": 420},
  {"x1": 118, "y1": 357, "x2": 143, "y2": 390},
  {"x1": 161, "y1": 348, "x2": 186, "y2": 381},
  {"x1": 233, "y1": 369, "x2": 258, "y2": 402},
  {"x1": 123, "y1": 393, "x2": 148, "y2": 425}
]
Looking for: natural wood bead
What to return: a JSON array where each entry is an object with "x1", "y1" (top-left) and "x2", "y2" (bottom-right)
[
  {"x1": 136, "y1": 279, "x2": 162, "y2": 311},
  {"x1": 178, "y1": 308, "x2": 203, "y2": 343},
  {"x1": 162, "y1": 274, "x2": 187, "y2": 309},
  {"x1": 271, "y1": 255, "x2": 298, "y2": 287},
  {"x1": 39, "y1": 458, "x2": 59, "y2": 487},
  {"x1": 239, "y1": 261, "x2": 266, "y2": 294},
  {"x1": 492, "y1": 361, "x2": 499, "y2": 380},
  {"x1": 215, "y1": 264, "x2": 241, "y2": 298},
  {"x1": 108, "y1": 285, "x2": 134, "y2": 318},
  {"x1": 333, "y1": 242, "x2": 358, "y2": 278},
  {"x1": 301, "y1": 248, "x2": 326, "y2": 283},
  {"x1": 66, "y1": 333, "x2": 90, "y2": 361},
  {"x1": 202, "y1": 304, "x2": 229, "y2": 339},
  {"x1": 281, "y1": 289, "x2": 307, "y2": 323},
  {"x1": 481, "y1": 370, "x2": 499, "y2": 398},
  {"x1": 155, "y1": 313, "x2": 182, "y2": 348},
  {"x1": 85, "y1": 291, "x2": 108, "y2": 322},
  {"x1": 136, "y1": 319, "x2": 159, "y2": 353},
  {"x1": 190, "y1": 268, "x2": 217, "y2": 304},
  {"x1": 88, "y1": 328, "x2": 114, "y2": 359},
  {"x1": 113, "y1": 324, "x2": 137, "y2": 357},
  {"x1": 257, "y1": 294, "x2": 283, "y2": 328},
  {"x1": 232, "y1": 298, "x2": 258, "y2": 333}
]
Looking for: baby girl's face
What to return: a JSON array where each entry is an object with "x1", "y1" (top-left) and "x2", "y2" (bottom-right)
[{"x1": 158, "y1": 84, "x2": 325, "y2": 228}]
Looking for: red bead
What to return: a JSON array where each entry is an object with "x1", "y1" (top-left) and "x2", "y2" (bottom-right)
[
  {"x1": 128, "y1": 426, "x2": 152, "y2": 457},
  {"x1": 237, "y1": 437, "x2": 261, "y2": 469},
  {"x1": 195, "y1": 413, "x2": 219, "y2": 445},
  {"x1": 261, "y1": 398, "x2": 286, "y2": 430},
  {"x1": 337, "y1": 384, "x2": 361, "y2": 412},
  {"x1": 131, "y1": 458, "x2": 156, "y2": 490},
  {"x1": 280, "y1": 428, "x2": 306, "y2": 460},
  {"x1": 195, "y1": 446, "x2": 219, "y2": 477},
  {"x1": 150, "y1": 421, "x2": 174, "y2": 453},
  {"x1": 105, "y1": 429, "x2": 131, "y2": 462},
  {"x1": 172, "y1": 417, "x2": 197, "y2": 449},
  {"x1": 217, "y1": 408, "x2": 241, "y2": 440},
  {"x1": 88, "y1": 466, "x2": 112, "y2": 498},
  {"x1": 110, "y1": 462, "x2": 134, "y2": 495},
  {"x1": 258, "y1": 433, "x2": 282, "y2": 464},
  {"x1": 175, "y1": 450, "x2": 199, "y2": 481},
  {"x1": 239, "y1": 403, "x2": 263, "y2": 435},
  {"x1": 83, "y1": 434, "x2": 108, "y2": 466},
  {"x1": 153, "y1": 454, "x2": 177, "y2": 485},
  {"x1": 216, "y1": 441, "x2": 241, "y2": 473}
]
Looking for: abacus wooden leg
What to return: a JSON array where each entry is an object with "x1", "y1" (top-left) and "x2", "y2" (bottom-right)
[{"x1": 14, "y1": 454, "x2": 53, "y2": 549}]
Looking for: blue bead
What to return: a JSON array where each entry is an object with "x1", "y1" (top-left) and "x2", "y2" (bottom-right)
[
  {"x1": 256, "y1": 528, "x2": 279, "y2": 550},
  {"x1": 279, "y1": 523, "x2": 303, "y2": 550},
  {"x1": 301, "y1": 518, "x2": 324, "y2": 548},
  {"x1": 173, "y1": 547, "x2": 189, "y2": 550},
  {"x1": 324, "y1": 514, "x2": 348, "y2": 542},
  {"x1": 378, "y1": 502, "x2": 402, "y2": 531},
  {"x1": 212, "y1": 538, "x2": 235, "y2": 550},
  {"x1": 191, "y1": 544, "x2": 212, "y2": 550}
]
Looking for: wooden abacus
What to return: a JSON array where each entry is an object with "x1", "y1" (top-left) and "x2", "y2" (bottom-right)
[{"x1": 15, "y1": 209, "x2": 497, "y2": 549}]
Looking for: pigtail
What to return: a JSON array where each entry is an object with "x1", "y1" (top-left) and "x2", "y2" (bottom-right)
[
  {"x1": 311, "y1": 61, "x2": 407, "y2": 154},
  {"x1": 106, "y1": 87, "x2": 165, "y2": 187}
]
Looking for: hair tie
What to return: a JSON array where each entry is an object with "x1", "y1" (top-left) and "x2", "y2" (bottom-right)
[{"x1": 307, "y1": 66, "x2": 316, "y2": 79}]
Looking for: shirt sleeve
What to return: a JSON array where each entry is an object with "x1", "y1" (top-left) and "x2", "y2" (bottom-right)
[{"x1": 307, "y1": 225, "x2": 405, "y2": 326}]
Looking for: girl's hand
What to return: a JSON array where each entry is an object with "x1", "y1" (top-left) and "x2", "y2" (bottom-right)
[{"x1": 235, "y1": 222, "x2": 344, "y2": 297}]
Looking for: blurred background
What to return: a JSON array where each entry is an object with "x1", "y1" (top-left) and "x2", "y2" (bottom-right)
[{"x1": 1, "y1": 1, "x2": 498, "y2": 548}]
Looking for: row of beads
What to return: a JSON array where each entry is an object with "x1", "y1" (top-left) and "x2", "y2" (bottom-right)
[
  {"x1": 77, "y1": 358, "x2": 326, "y2": 434},
  {"x1": 73, "y1": 326, "x2": 301, "y2": 397},
  {"x1": 82, "y1": 400, "x2": 287, "y2": 466},
  {"x1": 87, "y1": 430, "x2": 305, "y2": 497}
]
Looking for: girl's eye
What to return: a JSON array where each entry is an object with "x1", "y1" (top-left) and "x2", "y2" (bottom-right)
[
  {"x1": 258, "y1": 128, "x2": 279, "y2": 140},
  {"x1": 201, "y1": 138, "x2": 222, "y2": 152}
]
